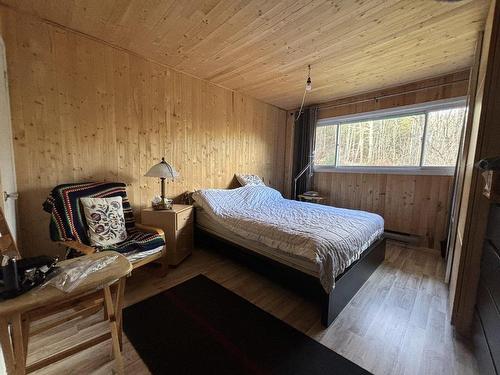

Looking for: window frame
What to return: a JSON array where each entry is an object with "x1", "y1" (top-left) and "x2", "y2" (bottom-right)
[{"x1": 314, "y1": 97, "x2": 467, "y2": 176}]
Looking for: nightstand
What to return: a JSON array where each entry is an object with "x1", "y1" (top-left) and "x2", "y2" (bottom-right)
[
  {"x1": 141, "y1": 205, "x2": 194, "y2": 266},
  {"x1": 297, "y1": 194, "x2": 325, "y2": 204}
]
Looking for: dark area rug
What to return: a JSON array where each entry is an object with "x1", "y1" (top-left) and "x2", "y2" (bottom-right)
[{"x1": 123, "y1": 274, "x2": 371, "y2": 375}]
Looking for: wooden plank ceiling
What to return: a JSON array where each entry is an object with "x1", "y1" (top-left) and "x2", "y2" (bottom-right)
[{"x1": 3, "y1": 0, "x2": 490, "y2": 109}]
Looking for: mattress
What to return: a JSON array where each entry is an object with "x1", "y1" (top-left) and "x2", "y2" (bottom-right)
[
  {"x1": 196, "y1": 208, "x2": 319, "y2": 276},
  {"x1": 192, "y1": 186, "x2": 384, "y2": 293}
]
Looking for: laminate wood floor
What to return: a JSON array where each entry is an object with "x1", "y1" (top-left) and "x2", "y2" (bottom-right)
[{"x1": 23, "y1": 240, "x2": 477, "y2": 375}]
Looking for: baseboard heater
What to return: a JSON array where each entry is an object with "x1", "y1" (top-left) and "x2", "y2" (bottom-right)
[{"x1": 384, "y1": 230, "x2": 421, "y2": 245}]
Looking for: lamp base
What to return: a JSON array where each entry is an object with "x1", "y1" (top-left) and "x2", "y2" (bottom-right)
[{"x1": 152, "y1": 197, "x2": 173, "y2": 210}]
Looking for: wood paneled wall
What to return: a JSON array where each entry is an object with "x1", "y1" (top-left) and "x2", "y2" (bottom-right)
[
  {"x1": 0, "y1": 9, "x2": 287, "y2": 258},
  {"x1": 317, "y1": 70, "x2": 469, "y2": 120},
  {"x1": 314, "y1": 172, "x2": 454, "y2": 249}
]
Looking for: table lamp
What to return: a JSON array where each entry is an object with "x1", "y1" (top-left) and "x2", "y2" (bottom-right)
[{"x1": 145, "y1": 157, "x2": 179, "y2": 210}]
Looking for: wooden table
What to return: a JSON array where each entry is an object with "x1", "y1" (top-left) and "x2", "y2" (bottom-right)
[{"x1": 0, "y1": 251, "x2": 132, "y2": 375}]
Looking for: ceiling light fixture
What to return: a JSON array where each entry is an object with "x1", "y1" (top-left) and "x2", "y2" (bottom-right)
[
  {"x1": 296, "y1": 65, "x2": 312, "y2": 120},
  {"x1": 305, "y1": 65, "x2": 312, "y2": 91}
]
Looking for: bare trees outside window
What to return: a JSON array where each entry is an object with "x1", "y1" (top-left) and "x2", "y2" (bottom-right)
[
  {"x1": 315, "y1": 102, "x2": 466, "y2": 171},
  {"x1": 423, "y1": 108, "x2": 466, "y2": 167}
]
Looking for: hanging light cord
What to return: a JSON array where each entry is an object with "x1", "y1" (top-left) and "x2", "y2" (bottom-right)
[
  {"x1": 295, "y1": 86, "x2": 308, "y2": 121},
  {"x1": 295, "y1": 65, "x2": 311, "y2": 121}
]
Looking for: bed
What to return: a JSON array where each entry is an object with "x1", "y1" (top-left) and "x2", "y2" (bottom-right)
[{"x1": 192, "y1": 185, "x2": 386, "y2": 327}]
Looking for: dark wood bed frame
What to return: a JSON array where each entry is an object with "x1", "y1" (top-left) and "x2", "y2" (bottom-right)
[{"x1": 195, "y1": 227, "x2": 386, "y2": 327}]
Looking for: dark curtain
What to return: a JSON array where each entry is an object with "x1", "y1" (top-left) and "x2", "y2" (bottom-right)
[{"x1": 292, "y1": 106, "x2": 318, "y2": 198}]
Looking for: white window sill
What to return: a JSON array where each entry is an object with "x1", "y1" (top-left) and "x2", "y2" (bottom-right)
[{"x1": 314, "y1": 166, "x2": 455, "y2": 176}]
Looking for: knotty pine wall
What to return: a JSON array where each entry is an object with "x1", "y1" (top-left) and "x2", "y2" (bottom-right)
[
  {"x1": 0, "y1": 9, "x2": 287, "y2": 258},
  {"x1": 285, "y1": 71, "x2": 470, "y2": 250},
  {"x1": 317, "y1": 70, "x2": 469, "y2": 120},
  {"x1": 314, "y1": 172, "x2": 454, "y2": 249}
]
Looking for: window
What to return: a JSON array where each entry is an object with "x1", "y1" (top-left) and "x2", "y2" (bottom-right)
[
  {"x1": 337, "y1": 114, "x2": 425, "y2": 167},
  {"x1": 423, "y1": 108, "x2": 466, "y2": 166},
  {"x1": 314, "y1": 101, "x2": 466, "y2": 174},
  {"x1": 315, "y1": 124, "x2": 338, "y2": 165}
]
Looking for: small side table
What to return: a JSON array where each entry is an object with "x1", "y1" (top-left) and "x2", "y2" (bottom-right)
[
  {"x1": 141, "y1": 205, "x2": 194, "y2": 266},
  {"x1": 0, "y1": 251, "x2": 132, "y2": 375},
  {"x1": 297, "y1": 194, "x2": 325, "y2": 204}
]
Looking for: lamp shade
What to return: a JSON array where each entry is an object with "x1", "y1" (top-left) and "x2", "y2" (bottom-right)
[{"x1": 144, "y1": 157, "x2": 179, "y2": 180}]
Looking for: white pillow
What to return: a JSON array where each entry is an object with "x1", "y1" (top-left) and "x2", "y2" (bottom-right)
[
  {"x1": 235, "y1": 174, "x2": 265, "y2": 186},
  {"x1": 80, "y1": 196, "x2": 127, "y2": 247}
]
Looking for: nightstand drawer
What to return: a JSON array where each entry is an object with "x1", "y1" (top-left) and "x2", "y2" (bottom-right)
[
  {"x1": 176, "y1": 209, "x2": 193, "y2": 231},
  {"x1": 141, "y1": 205, "x2": 193, "y2": 266}
]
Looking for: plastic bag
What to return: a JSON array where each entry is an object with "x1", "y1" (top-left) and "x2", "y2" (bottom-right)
[{"x1": 43, "y1": 254, "x2": 118, "y2": 293}]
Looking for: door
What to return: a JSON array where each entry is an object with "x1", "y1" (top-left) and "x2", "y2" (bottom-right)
[
  {"x1": 445, "y1": 32, "x2": 483, "y2": 283},
  {"x1": 0, "y1": 36, "x2": 18, "y2": 240}
]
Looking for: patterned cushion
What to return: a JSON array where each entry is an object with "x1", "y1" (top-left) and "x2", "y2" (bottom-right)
[
  {"x1": 80, "y1": 196, "x2": 127, "y2": 247},
  {"x1": 235, "y1": 174, "x2": 266, "y2": 187}
]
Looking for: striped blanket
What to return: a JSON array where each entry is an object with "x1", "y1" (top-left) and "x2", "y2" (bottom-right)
[{"x1": 43, "y1": 182, "x2": 164, "y2": 254}]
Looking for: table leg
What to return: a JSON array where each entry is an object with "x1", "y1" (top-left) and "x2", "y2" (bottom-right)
[
  {"x1": 0, "y1": 314, "x2": 26, "y2": 375},
  {"x1": 21, "y1": 317, "x2": 30, "y2": 365},
  {"x1": 103, "y1": 281, "x2": 125, "y2": 375},
  {"x1": 114, "y1": 278, "x2": 126, "y2": 351},
  {"x1": 11, "y1": 314, "x2": 26, "y2": 374},
  {"x1": 0, "y1": 318, "x2": 16, "y2": 374}
]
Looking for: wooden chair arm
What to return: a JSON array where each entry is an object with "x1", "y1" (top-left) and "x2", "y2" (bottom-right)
[
  {"x1": 135, "y1": 223, "x2": 165, "y2": 240},
  {"x1": 57, "y1": 240, "x2": 96, "y2": 255}
]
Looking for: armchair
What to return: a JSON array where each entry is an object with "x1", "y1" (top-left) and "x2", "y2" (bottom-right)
[{"x1": 43, "y1": 182, "x2": 166, "y2": 270}]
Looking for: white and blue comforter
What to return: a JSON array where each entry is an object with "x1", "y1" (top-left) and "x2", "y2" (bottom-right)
[{"x1": 192, "y1": 186, "x2": 384, "y2": 293}]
